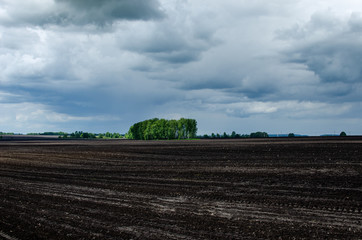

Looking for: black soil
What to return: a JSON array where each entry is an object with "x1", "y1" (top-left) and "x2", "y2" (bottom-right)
[{"x1": 0, "y1": 137, "x2": 361, "y2": 239}]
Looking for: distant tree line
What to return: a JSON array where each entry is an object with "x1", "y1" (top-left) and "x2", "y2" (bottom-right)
[
  {"x1": 27, "y1": 132, "x2": 67, "y2": 136},
  {"x1": 69, "y1": 131, "x2": 96, "y2": 139},
  {"x1": 202, "y1": 131, "x2": 269, "y2": 139},
  {"x1": 0, "y1": 132, "x2": 16, "y2": 135},
  {"x1": 126, "y1": 118, "x2": 197, "y2": 140},
  {"x1": 201, "y1": 131, "x2": 350, "y2": 139},
  {"x1": 59, "y1": 131, "x2": 124, "y2": 139}
]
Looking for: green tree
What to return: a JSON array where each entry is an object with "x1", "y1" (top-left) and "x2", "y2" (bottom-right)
[
  {"x1": 189, "y1": 119, "x2": 197, "y2": 138},
  {"x1": 158, "y1": 119, "x2": 168, "y2": 139},
  {"x1": 168, "y1": 119, "x2": 178, "y2": 139},
  {"x1": 177, "y1": 118, "x2": 186, "y2": 139},
  {"x1": 231, "y1": 131, "x2": 236, "y2": 138},
  {"x1": 71, "y1": 131, "x2": 82, "y2": 138},
  {"x1": 340, "y1": 131, "x2": 347, "y2": 137},
  {"x1": 288, "y1": 133, "x2": 295, "y2": 137},
  {"x1": 81, "y1": 132, "x2": 90, "y2": 138},
  {"x1": 113, "y1": 133, "x2": 121, "y2": 138}
]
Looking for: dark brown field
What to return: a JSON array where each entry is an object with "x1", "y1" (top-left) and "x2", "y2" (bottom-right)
[{"x1": 0, "y1": 137, "x2": 361, "y2": 239}]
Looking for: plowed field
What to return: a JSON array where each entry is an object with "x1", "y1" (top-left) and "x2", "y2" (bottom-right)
[{"x1": 0, "y1": 137, "x2": 361, "y2": 239}]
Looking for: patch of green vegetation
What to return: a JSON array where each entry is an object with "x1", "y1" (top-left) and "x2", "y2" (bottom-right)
[
  {"x1": 126, "y1": 118, "x2": 197, "y2": 140},
  {"x1": 98, "y1": 132, "x2": 123, "y2": 139},
  {"x1": 0, "y1": 132, "x2": 15, "y2": 135}
]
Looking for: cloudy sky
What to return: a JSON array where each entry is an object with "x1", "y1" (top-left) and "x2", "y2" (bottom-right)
[{"x1": 0, "y1": 0, "x2": 362, "y2": 135}]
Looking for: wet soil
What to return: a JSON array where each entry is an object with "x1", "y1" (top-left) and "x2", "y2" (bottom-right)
[{"x1": 0, "y1": 137, "x2": 361, "y2": 239}]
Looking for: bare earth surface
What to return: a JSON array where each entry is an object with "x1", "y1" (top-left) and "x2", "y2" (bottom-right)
[{"x1": 0, "y1": 137, "x2": 361, "y2": 239}]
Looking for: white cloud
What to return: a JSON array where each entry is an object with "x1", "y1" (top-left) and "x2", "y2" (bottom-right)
[{"x1": 0, "y1": 102, "x2": 121, "y2": 132}]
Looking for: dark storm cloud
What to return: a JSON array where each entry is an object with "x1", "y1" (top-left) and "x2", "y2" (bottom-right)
[
  {"x1": 0, "y1": 0, "x2": 163, "y2": 27},
  {"x1": 56, "y1": 0, "x2": 164, "y2": 25}
]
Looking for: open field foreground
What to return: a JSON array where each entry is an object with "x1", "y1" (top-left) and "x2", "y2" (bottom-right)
[{"x1": 0, "y1": 137, "x2": 361, "y2": 239}]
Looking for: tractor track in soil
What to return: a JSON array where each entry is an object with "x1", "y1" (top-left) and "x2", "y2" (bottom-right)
[{"x1": 0, "y1": 137, "x2": 361, "y2": 239}]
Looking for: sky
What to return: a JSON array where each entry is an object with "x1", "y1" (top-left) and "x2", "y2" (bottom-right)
[{"x1": 0, "y1": 0, "x2": 362, "y2": 135}]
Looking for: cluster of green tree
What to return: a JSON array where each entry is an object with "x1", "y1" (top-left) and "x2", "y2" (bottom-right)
[
  {"x1": 0, "y1": 132, "x2": 15, "y2": 135},
  {"x1": 202, "y1": 131, "x2": 269, "y2": 139},
  {"x1": 203, "y1": 131, "x2": 248, "y2": 139},
  {"x1": 126, "y1": 118, "x2": 197, "y2": 140},
  {"x1": 98, "y1": 132, "x2": 123, "y2": 139},
  {"x1": 70, "y1": 131, "x2": 96, "y2": 139},
  {"x1": 59, "y1": 131, "x2": 96, "y2": 139}
]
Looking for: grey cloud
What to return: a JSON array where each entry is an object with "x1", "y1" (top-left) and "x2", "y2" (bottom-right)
[
  {"x1": 120, "y1": 6, "x2": 220, "y2": 65},
  {"x1": 124, "y1": 29, "x2": 214, "y2": 65},
  {"x1": 295, "y1": 43, "x2": 362, "y2": 83},
  {"x1": 124, "y1": 28, "x2": 203, "y2": 64},
  {"x1": 348, "y1": 13, "x2": 362, "y2": 32},
  {"x1": 229, "y1": 85, "x2": 278, "y2": 100},
  {"x1": 179, "y1": 78, "x2": 237, "y2": 91},
  {"x1": 176, "y1": 75, "x2": 276, "y2": 100},
  {"x1": 169, "y1": 58, "x2": 284, "y2": 101},
  {"x1": 0, "y1": 26, "x2": 43, "y2": 52},
  {"x1": 151, "y1": 50, "x2": 201, "y2": 64},
  {"x1": 281, "y1": 12, "x2": 362, "y2": 95},
  {"x1": 276, "y1": 12, "x2": 344, "y2": 41}
]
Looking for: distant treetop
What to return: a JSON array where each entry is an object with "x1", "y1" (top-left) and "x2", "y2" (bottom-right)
[
  {"x1": 250, "y1": 132, "x2": 269, "y2": 138},
  {"x1": 288, "y1": 133, "x2": 295, "y2": 138},
  {"x1": 340, "y1": 131, "x2": 347, "y2": 137}
]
